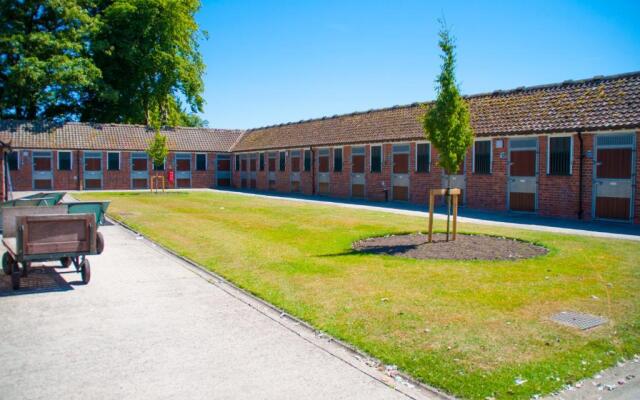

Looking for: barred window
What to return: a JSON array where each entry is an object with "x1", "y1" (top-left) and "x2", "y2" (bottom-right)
[
  {"x1": 279, "y1": 151, "x2": 286, "y2": 171},
  {"x1": 153, "y1": 159, "x2": 165, "y2": 171},
  {"x1": 235, "y1": 155, "x2": 240, "y2": 171},
  {"x1": 549, "y1": 136, "x2": 571, "y2": 175},
  {"x1": 58, "y1": 151, "x2": 72, "y2": 170},
  {"x1": 304, "y1": 150, "x2": 311, "y2": 171},
  {"x1": 416, "y1": 143, "x2": 430, "y2": 172},
  {"x1": 108, "y1": 152, "x2": 120, "y2": 171},
  {"x1": 259, "y1": 152, "x2": 264, "y2": 171},
  {"x1": 474, "y1": 140, "x2": 491, "y2": 174},
  {"x1": 196, "y1": 154, "x2": 206, "y2": 171},
  {"x1": 370, "y1": 145, "x2": 382, "y2": 173},
  {"x1": 334, "y1": 148, "x2": 342, "y2": 172},
  {"x1": 7, "y1": 152, "x2": 19, "y2": 170}
]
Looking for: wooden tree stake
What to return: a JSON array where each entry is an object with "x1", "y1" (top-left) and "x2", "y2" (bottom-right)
[{"x1": 428, "y1": 188, "x2": 460, "y2": 242}]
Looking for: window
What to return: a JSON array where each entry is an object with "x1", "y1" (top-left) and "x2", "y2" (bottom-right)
[
  {"x1": 107, "y1": 152, "x2": 120, "y2": 171},
  {"x1": 235, "y1": 155, "x2": 240, "y2": 171},
  {"x1": 259, "y1": 152, "x2": 264, "y2": 171},
  {"x1": 548, "y1": 136, "x2": 572, "y2": 176},
  {"x1": 333, "y1": 148, "x2": 342, "y2": 172},
  {"x1": 153, "y1": 158, "x2": 165, "y2": 171},
  {"x1": 196, "y1": 154, "x2": 206, "y2": 171},
  {"x1": 304, "y1": 150, "x2": 311, "y2": 171},
  {"x1": 58, "y1": 151, "x2": 72, "y2": 171},
  {"x1": 279, "y1": 151, "x2": 286, "y2": 171},
  {"x1": 370, "y1": 145, "x2": 382, "y2": 173},
  {"x1": 7, "y1": 152, "x2": 19, "y2": 170},
  {"x1": 416, "y1": 143, "x2": 430, "y2": 173},
  {"x1": 473, "y1": 140, "x2": 491, "y2": 174}
]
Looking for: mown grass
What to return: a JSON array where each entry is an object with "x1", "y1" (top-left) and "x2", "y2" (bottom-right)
[{"x1": 77, "y1": 191, "x2": 640, "y2": 399}]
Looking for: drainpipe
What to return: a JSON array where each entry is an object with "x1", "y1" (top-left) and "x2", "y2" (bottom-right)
[
  {"x1": 577, "y1": 131, "x2": 584, "y2": 219},
  {"x1": 310, "y1": 147, "x2": 316, "y2": 195},
  {"x1": 77, "y1": 150, "x2": 83, "y2": 190}
]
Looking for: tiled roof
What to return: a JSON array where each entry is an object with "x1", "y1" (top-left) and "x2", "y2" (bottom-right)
[
  {"x1": 0, "y1": 121, "x2": 244, "y2": 152},
  {"x1": 233, "y1": 71, "x2": 640, "y2": 151},
  {"x1": 1, "y1": 72, "x2": 638, "y2": 153}
]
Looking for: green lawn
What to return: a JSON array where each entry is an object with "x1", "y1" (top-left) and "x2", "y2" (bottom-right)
[{"x1": 78, "y1": 191, "x2": 640, "y2": 399}]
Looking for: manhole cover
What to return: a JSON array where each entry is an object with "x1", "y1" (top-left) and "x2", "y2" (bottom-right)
[{"x1": 551, "y1": 311, "x2": 607, "y2": 330}]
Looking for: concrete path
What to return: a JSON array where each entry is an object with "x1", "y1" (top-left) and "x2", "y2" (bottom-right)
[
  {"x1": 544, "y1": 356, "x2": 640, "y2": 400},
  {"x1": 211, "y1": 189, "x2": 640, "y2": 241},
  {"x1": 0, "y1": 222, "x2": 441, "y2": 400}
]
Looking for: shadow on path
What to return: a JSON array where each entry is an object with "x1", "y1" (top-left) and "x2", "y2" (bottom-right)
[{"x1": 218, "y1": 188, "x2": 640, "y2": 238}]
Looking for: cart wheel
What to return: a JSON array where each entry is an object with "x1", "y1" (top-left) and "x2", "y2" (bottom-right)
[
  {"x1": 80, "y1": 259, "x2": 91, "y2": 285},
  {"x1": 11, "y1": 260, "x2": 20, "y2": 290},
  {"x1": 60, "y1": 257, "x2": 72, "y2": 268},
  {"x1": 96, "y1": 232, "x2": 105, "y2": 255},
  {"x1": 21, "y1": 261, "x2": 30, "y2": 278},
  {"x1": 2, "y1": 252, "x2": 11, "y2": 275}
]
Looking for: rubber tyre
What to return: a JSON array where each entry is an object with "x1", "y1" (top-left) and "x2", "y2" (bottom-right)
[
  {"x1": 80, "y1": 259, "x2": 91, "y2": 285},
  {"x1": 96, "y1": 232, "x2": 105, "y2": 255},
  {"x1": 21, "y1": 261, "x2": 30, "y2": 278},
  {"x1": 60, "y1": 257, "x2": 72, "y2": 268},
  {"x1": 11, "y1": 261, "x2": 20, "y2": 290},
  {"x1": 2, "y1": 252, "x2": 11, "y2": 275}
]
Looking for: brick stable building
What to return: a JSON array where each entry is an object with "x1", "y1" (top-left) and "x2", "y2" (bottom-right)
[{"x1": 1, "y1": 72, "x2": 639, "y2": 223}]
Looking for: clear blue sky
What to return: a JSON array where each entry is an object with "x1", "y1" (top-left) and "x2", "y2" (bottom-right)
[{"x1": 197, "y1": 0, "x2": 640, "y2": 129}]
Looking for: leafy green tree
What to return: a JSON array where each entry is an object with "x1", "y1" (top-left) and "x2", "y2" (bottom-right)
[
  {"x1": 146, "y1": 130, "x2": 169, "y2": 172},
  {"x1": 0, "y1": 0, "x2": 100, "y2": 121},
  {"x1": 83, "y1": 0, "x2": 205, "y2": 126},
  {"x1": 422, "y1": 22, "x2": 474, "y2": 240}
]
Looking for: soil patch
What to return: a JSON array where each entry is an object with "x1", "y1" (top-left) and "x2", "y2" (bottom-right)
[{"x1": 352, "y1": 233, "x2": 547, "y2": 260}]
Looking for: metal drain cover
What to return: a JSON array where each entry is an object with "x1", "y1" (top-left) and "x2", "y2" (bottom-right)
[{"x1": 551, "y1": 311, "x2": 607, "y2": 330}]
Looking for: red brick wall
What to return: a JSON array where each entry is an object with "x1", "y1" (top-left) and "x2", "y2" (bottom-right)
[
  {"x1": 466, "y1": 138, "x2": 508, "y2": 211},
  {"x1": 0, "y1": 151, "x2": 4, "y2": 200},
  {"x1": 5, "y1": 133, "x2": 639, "y2": 224},
  {"x1": 7, "y1": 149, "x2": 221, "y2": 192},
  {"x1": 329, "y1": 147, "x2": 349, "y2": 198},
  {"x1": 9, "y1": 150, "x2": 33, "y2": 191},
  {"x1": 409, "y1": 142, "x2": 443, "y2": 205},
  {"x1": 635, "y1": 130, "x2": 640, "y2": 224},
  {"x1": 300, "y1": 150, "x2": 314, "y2": 195},
  {"x1": 365, "y1": 143, "x2": 392, "y2": 201},
  {"x1": 275, "y1": 151, "x2": 290, "y2": 192}
]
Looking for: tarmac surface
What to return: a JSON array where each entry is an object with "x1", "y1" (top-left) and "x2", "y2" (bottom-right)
[{"x1": 0, "y1": 221, "x2": 441, "y2": 400}]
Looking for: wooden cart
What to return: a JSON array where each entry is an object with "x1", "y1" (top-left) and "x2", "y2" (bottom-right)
[{"x1": 2, "y1": 210, "x2": 104, "y2": 290}]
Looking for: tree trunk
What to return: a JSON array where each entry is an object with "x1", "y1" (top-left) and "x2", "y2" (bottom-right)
[{"x1": 446, "y1": 174, "x2": 452, "y2": 241}]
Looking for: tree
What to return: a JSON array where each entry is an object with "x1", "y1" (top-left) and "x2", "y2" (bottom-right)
[
  {"x1": 0, "y1": 0, "x2": 101, "y2": 121},
  {"x1": 422, "y1": 22, "x2": 474, "y2": 240},
  {"x1": 82, "y1": 0, "x2": 205, "y2": 126},
  {"x1": 146, "y1": 130, "x2": 169, "y2": 173}
]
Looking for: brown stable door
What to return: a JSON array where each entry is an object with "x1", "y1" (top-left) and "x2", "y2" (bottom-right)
[
  {"x1": 392, "y1": 144, "x2": 410, "y2": 201},
  {"x1": 240, "y1": 156, "x2": 248, "y2": 188},
  {"x1": 509, "y1": 139, "x2": 538, "y2": 212},
  {"x1": 249, "y1": 154, "x2": 257, "y2": 189},
  {"x1": 32, "y1": 151, "x2": 53, "y2": 190},
  {"x1": 317, "y1": 149, "x2": 330, "y2": 194},
  {"x1": 216, "y1": 155, "x2": 231, "y2": 187},
  {"x1": 290, "y1": 150, "x2": 301, "y2": 192},
  {"x1": 594, "y1": 134, "x2": 635, "y2": 220},
  {"x1": 351, "y1": 147, "x2": 365, "y2": 198}
]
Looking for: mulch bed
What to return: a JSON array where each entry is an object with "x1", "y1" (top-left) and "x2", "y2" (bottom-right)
[{"x1": 352, "y1": 233, "x2": 547, "y2": 261}]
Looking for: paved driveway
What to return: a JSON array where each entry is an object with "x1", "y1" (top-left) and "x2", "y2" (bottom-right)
[{"x1": 0, "y1": 222, "x2": 438, "y2": 400}]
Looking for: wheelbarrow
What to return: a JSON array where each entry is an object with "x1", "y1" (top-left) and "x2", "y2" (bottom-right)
[
  {"x1": 0, "y1": 192, "x2": 66, "y2": 232},
  {"x1": 64, "y1": 201, "x2": 111, "y2": 225},
  {"x1": 2, "y1": 208, "x2": 104, "y2": 290},
  {"x1": 19, "y1": 192, "x2": 66, "y2": 206}
]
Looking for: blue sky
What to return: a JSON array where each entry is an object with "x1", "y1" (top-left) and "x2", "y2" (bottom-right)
[{"x1": 197, "y1": 0, "x2": 640, "y2": 129}]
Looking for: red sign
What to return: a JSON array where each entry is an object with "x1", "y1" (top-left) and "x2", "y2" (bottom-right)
[{"x1": 168, "y1": 169, "x2": 175, "y2": 185}]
